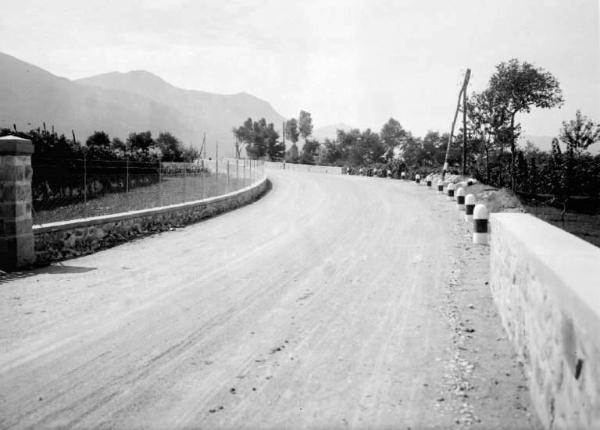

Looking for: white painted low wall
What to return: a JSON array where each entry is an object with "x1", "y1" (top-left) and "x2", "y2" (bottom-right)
[
  {"x1": 264, "y1": 161, "x2": 342, "y2": 175},
  {"x1": 489, "y1": 213, "x2": 600, "y2": 429}
]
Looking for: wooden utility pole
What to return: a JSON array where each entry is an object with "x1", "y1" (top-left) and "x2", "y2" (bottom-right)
[
  {"x1": 282, "y1": 121, "x2": 286, "y2": 146},
  {"x1": 443, "y1": 68, "x2": 470, "y2": 180},
  {"x1": 234, "y1": 138, "x2": 239, "y2": 159},
  {"x1": 199, "y1": 133, "x2": 206, "y2": 159},
  {"x1": 462, "y1": 81, "x2": 468, "y2": 176}
]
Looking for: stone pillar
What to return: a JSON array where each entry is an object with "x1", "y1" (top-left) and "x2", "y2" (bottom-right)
[{"x1": 0, "y1": 136, "x2": 35, "y2": 270}]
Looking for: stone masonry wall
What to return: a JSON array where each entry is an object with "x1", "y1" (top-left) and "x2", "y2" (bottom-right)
[
  {"x1": 490, "y1": 213, "x2": 600, "y2": 429},
  {"x1": 34, "y1": 178, "x2": 269, "y2": 265}
]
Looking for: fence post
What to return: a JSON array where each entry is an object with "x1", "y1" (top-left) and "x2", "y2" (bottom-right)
[
  {"x1": 158, "y1": 160, "x2": 162, "y2": 206},
  {"x1": 126, "y1": 156, "x2": 129, "y2": 193},
  {"x1": 216, "y1": 143, "x2": 219, "y2": 189},
  {"x1": 183, "y1": 162, "x2": 187, "y2": 203},
  {"x1": 227, "y1": 160, "x2": 230, "y2": 193},
  {"x1": 83, "y1": 151, "x2": 87, "y2": 218},
  {"x1": 201, "y1": 159, "x2": 205, "y2": 198},
  {"x1": 0, "y1": 136, "x2": 35, "y2": 270}
]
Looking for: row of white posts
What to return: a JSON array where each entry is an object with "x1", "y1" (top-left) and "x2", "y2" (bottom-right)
[{"x1": 414, "y1": 174, "x2": 489, "y2": 245}]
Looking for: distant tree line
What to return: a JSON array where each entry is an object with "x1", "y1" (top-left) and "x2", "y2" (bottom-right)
[
  {"x1": 232, "y1": 59, "x2": 599, "y2": 209},
  {"x1": 0, "y1": 126, "x2": 200, "y2": 209}
]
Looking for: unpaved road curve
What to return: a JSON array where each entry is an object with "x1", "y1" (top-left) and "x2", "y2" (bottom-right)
[{"x1": 0, "y1": 170, "x2": 539, "y2": 429}]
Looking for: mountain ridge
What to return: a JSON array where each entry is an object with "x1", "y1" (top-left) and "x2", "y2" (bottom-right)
[{"x1": 0, "y1": 52, "x2": 285, "y2": 157}]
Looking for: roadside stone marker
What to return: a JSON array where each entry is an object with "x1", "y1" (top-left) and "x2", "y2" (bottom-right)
[
  {"x1": 465, "y1": 194, "x2": 476, "y2": 222},
  {"x1": 473, "y1": 204, "x2": 489, "y2": 245},
  {"x1": 456, "y1": 187, "x2": 465, "y2": 211},
  {"x1": 437, "y1": 181, "x2": 444, "y2": 193},
  {"x1": 447, "y1": 183, "x2": 455, "y2": 201}
]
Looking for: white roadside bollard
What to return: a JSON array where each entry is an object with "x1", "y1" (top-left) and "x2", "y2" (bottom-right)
[
  {"x1": 465, "y1": 194, "x2": 476, "y2": 222},
  {"x1": 415, "y1": 173, "x2": 421, "y2": 184},
  {"x1": 401, "y1": 171, "x2": 406, "y2": 180},
  {"x1": 437, "y1": 180, "x2": 444, "y2": 194},
  {"x1": 473, "y1": 204, "x2": 489, "y2": 245},
  {"x1": 447, "y1": 183, "x2": 456, "y2": 201},
  {"x1": 456, "y1": 187, "x2": 465, "y2": 211},
  {"x1": 426, "y1": 176, "x2": 432, "y2": 188}
]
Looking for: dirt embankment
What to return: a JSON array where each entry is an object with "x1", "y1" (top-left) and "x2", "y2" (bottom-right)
[{"x1": 427, "y1": 174, "x2": 525, "y2": 213}]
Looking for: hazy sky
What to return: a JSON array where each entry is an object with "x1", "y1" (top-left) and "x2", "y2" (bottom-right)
[{"x1": 1, "y1": 0, "x2": 598, "y2": 137}]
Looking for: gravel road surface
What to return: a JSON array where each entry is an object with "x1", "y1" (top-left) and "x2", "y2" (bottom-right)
[{"x1": 0, "y1": 169, "x2": 541, "y2": 429}]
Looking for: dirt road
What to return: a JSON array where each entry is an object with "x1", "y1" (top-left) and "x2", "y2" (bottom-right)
[{"x1": 0, "y1": 170, "x2": 540, "y2": 429}]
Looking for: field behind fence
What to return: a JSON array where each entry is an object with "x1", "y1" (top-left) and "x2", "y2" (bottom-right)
[{"x1": 33, "y1": 158, "x2": 265, "y2": 225}]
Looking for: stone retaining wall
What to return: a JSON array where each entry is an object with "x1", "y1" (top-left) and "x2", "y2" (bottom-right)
[
  {"x1": 490, "y1": 213, "x2": 600, "y2": 429},
  {"x1": 33, "y1": 177, "x2": 269, "y2": 265}
]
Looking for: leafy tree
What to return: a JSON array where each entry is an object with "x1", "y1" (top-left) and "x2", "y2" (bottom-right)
[
  {"x1": 487, "y1": 59, "x2": 563, "y2": 189},
  {"x1": 250, "y1": 118, "x2": 268, "y2": 159},
  {"x1": 127, "y1": 131, "x2": 155, "y2": 159},
  {"x1": 559, "y1": 110, "x2": 600, "y2": 156},
  {"x1": 337, "y1": 128, "x2": 361, "y2": 164},
  {"x1": 298, "y1": 110, "x2": 313, "y2": 142},
  {"x1": 399, "y1": 133, "x2": 424, "y2": 169},
  {"x1": 85, "y1": 131, "x2": 116, "y2": 160},
  {"x1": 233, "y1": 118, "x2": 255, "y2": 150},
  {"x1": 380, "y1": 118, "x2": 407, "y2": 160},
  {"x1": 111, "y1": 137, "x2": 126, "y2": 152},
  {"x1": 300, "y1": 139, "x2": 320, "y2": 164},
  {"x1": 182, "y1": 145, "x2": 199, "y2": 162},
  {"x1": 233, "y1": 117, "x2": 282, "y2": 159},
  {"x1": 322, "y1": 138, "x2": 343, "y2": 165},
  {"x1": 421, "y1": 131, "x2": 448, "y2": 167},
  {"x1": 468, "y1": 90, "x2": 506, "y2": 181},
  {"x1": 559, "y1": 110, "x2": 600, "y2": 194},
  {"x1": 233, "y1": 118, "x2": 262, "y2": 159},
  {"x1": 286, "y1": 143, "x2": 300, "y2": 163},
  {"x1": 284, "y1": 119, "x2": 300, "y2": 144},
  {"x1": 549, "y1": 137, "x2": 565, "y2": 196},
  {"x1": 265, "y1": 123, "x2": 285, "y2": 161},
  {"x1": 360, "y1": 129, "x2": 385, "y2": 165},
  {"x1": 156, "y1": 131, "x2": 184, "y2": 161},
  {"x1": 86, "y1": 131, "x2": 111, "y2": 149}
]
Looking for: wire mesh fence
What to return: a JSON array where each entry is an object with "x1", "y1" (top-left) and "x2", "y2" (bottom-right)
[{"x1": 32, "y1": 157, "x2": 265, "y2": 225}]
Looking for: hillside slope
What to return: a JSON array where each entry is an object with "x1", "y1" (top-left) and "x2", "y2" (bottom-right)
[{"x1": 0, "y1": 52, "x2": 285, "y2": 157}]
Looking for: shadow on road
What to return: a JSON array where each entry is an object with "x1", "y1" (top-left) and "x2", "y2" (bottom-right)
[{"x1": 0, "y1": 264, "x2": 97, "y2": 285}]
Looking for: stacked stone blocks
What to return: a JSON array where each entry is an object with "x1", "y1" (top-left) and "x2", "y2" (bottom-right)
[{"x1": 0, "y1": 136, "x2": 35, "y2": 270}]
